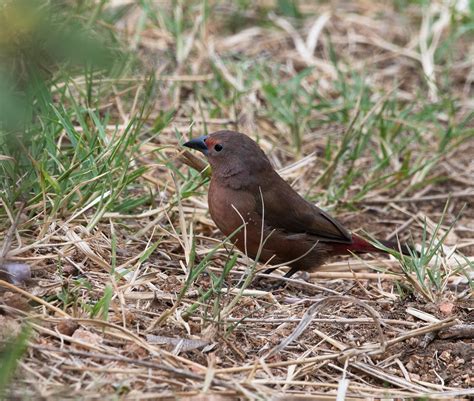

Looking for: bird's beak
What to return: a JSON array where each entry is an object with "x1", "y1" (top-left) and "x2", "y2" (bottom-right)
[{"x1": 183, "y1": 135, "x2": 208, "y2": 156}]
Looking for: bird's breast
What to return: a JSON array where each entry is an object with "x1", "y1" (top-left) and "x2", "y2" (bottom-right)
[{"x1": 208, "y1": 179, "x2": 257, "y2": 238}]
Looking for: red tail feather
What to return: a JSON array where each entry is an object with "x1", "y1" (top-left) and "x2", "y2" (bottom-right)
[{"x1": 332, "y1": 234, "x2": 414, "y2": 256}]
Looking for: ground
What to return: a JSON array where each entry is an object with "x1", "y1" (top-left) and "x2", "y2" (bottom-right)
[{"x1": 0, "y1": 1, "x2": 473, "y2": 400}]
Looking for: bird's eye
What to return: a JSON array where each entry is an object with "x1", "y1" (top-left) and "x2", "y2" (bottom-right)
[{"x1": 214, "y1": 144, "x2": 223, "y2": 152}]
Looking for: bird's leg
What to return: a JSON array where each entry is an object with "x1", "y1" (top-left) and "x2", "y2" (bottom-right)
[
  {"x1": 253, "y1": 266, "x2": 301, "y2": 291},
  {"x1": 265, "y1": 266, "x2": 300, "y2": 290},
  {"x1": 251, "y1": 266, "x2": 280, "y2": 288},
  {"x1": 283, "y1": 266, "x2": 299, "y2": 279},
  {"x1": 261, "y1": 266, "x2": 281, "y2": 276}
]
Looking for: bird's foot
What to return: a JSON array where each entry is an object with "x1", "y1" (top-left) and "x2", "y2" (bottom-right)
[
  {"x1": 292, "y1": 271, "x2": 311, "y2": 283},
  {"x1": 252, "y1": 277, "x2": 287, "y2": 292},
  {"x1": 254, "y1": 270, "x2": 311, "y2": 291}
]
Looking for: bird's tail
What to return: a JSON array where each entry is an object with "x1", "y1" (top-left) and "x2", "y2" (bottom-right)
[{"x1": 345, "y1": 234, "x2": 416, "y2": 256}]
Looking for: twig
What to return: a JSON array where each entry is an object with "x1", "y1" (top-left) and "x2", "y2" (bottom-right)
[
  {"x1": 29, "y1": 345, "x2": 233, "y2": 389},
  {"x1": 266, "y1": 296, "x2": 386, "y2": 358},
  {"x1": 0, "y1": 279, "x2": 69, "y2": 318},
  {"x1": 438, "y1": 324, "x2": 474, "y2": 340},
  {"x1": 216, "y1": 318, "x2": 456, "y2": 374},
  {"x1": 361, "y1": 190, "x2": 474, "y2": 204}
]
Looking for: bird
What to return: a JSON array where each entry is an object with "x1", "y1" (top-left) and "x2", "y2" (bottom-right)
[{"x1": 183, "y1": 130, "x2": 414, "y2": 282}]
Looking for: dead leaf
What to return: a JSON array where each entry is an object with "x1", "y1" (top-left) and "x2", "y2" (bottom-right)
[
  {"x1": 72, "y1": 328, "x2": 103, "y2": 350},
  {"x1": 57, "y1": 320, "x2": 79, "y2": 336},
  {"x1": 123, "y1": 342, "x2": 148, "y2": 359},
  {"x1": 1, "y1": 291, "x2": 30, "y2": 311},
  {"x1": 0, "y1": 315, "x2": 22, "y2": 339},
  {"x1": 146, "y1": 334, "x2": 209, "y2": 352},
  {"x1": 438, "y1": 301, "x2": 455, "y2": 316}
]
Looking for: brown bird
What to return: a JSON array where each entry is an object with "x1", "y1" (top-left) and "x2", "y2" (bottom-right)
[{"x1": 184, "y1": 130, "x2": 414, "y2": 281}]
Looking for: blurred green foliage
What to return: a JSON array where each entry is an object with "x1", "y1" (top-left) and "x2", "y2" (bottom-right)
[
  {"x1": 0, "y1": 0, "x2": 126, "y2": 207},
  {"x1": 0, "y1": 325, "x2": 30, "y2": 399},
  {"x1": 0, "y1": 0, "x2": 121, "y2": 131},
  {"x1": 276, "y1": 0, "x2": 301, "y2": 18}
]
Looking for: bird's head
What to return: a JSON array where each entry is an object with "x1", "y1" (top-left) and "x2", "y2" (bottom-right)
[{"x1": 183, "y1": 130, "x2": 272, "y2": 178}]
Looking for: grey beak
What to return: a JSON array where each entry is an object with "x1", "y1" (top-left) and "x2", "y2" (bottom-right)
[{"x1": 183, "y1": 135, "x2": 208, "y2": 155}]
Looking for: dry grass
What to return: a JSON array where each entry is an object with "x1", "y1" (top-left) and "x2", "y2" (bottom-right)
[{"x1": 1, "y1": 1, "x2": 473, "y2": 400}]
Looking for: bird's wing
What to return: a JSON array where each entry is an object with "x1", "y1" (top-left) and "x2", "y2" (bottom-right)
[{"x1": 257, "y1": 173, "x2": 352, "y2": 243}]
